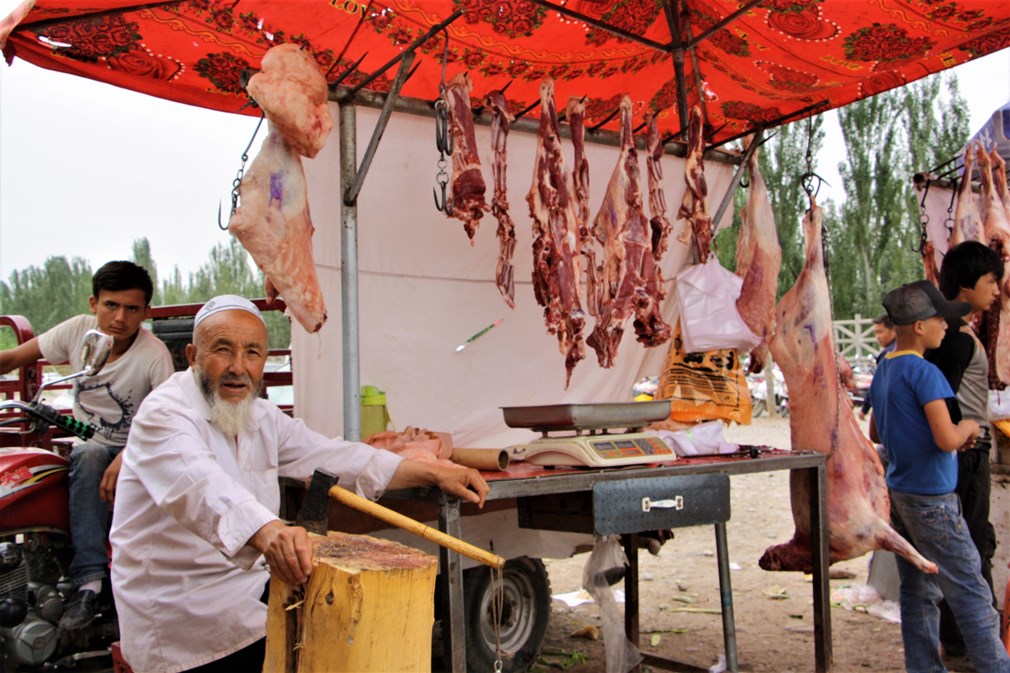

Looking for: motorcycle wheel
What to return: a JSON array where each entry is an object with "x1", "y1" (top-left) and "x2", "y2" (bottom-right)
[{"x1": 462, "y1": 557, "x2": 551, "y2": 673}]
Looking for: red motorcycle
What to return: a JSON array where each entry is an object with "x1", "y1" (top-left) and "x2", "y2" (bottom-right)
[{"x1": 0, "y1": 329, "x2": 117, "y2": 671}]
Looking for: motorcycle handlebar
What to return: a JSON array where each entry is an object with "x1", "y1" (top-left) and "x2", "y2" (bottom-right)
[{"x1": 0, "y1": 400, "x2": 95, "y2": 441}]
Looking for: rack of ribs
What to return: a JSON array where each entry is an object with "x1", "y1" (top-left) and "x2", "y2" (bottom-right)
[
  {"x1": 526, "y1": 78, "x2": 586, "y2": 387},
  {"x1": 734, "y1": 139, "x2": 781, "y2": 373},
  {"x1": 586, "y1": 96, "x2": 669, "y2": 366},
  {"x1": 567, "y1": 96, "x2": 599, "y2": 319},
  {"x1": 246, "y1": 43, "x2": 332, "y2": 159},
  {"x1": 444, "y1": 72, "x2": 487, "y2": 242},
  {"x1": 485, "y1": 90, "x2": 517, "y2": 309},
  {"x1": 760, "y1": 197, "x2": 936, "y2": 575},
  {"x1": 229, "y1": 124, "x2": 327, "y2": 333}
]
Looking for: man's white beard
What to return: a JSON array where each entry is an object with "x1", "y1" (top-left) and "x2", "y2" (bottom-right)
[{"x1": 192, "y1": 366, "x2": 257, "y2": 436}]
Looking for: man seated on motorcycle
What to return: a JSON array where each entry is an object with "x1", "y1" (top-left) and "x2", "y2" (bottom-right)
[
  {"x1": 109, "y1": 295, "x2": 490, "y2": 673},
  {"x1": 0, "y1": 261, "x2": 174, "y2": 630}
]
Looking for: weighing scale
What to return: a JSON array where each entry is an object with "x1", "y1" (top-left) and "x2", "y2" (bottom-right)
[{"x1": 502, "y1": 402, "x2": 676, "y2": 468}]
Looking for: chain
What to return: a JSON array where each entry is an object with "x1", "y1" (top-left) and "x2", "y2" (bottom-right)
[{"x1": 219, "y1": 111, "x2": 266, "y2": 230}]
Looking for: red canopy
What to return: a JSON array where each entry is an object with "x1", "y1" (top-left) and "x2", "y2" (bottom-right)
[{"x1": 2, "y1": 1, "x2": 1008, "y2": 144}]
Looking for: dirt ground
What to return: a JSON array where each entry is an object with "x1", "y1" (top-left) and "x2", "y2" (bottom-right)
[{"x1": 533, "y1": 415, "x2": 977, "y2": 673}]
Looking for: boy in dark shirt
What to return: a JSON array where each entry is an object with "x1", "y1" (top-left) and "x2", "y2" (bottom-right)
[
  {"x1": 869, "y1": 280, "x2": 1008, "y2": 673},
  {"x1": 924, "y1": 240, "x2": 1003, "y2": 660}
]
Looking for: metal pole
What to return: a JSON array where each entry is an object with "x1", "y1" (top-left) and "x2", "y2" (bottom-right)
[{"x1": 339, "y1": 101, "x2": 361, "y2": 441}]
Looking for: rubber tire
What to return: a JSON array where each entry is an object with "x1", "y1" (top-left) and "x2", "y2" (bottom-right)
[{"x1": 462, "y1": 557, "x2": 551, "y2": 673}]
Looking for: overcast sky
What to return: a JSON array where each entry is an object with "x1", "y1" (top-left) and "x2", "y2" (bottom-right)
[{"x1": 0, "y1": 2, "x2": 1008, "y2": 284}]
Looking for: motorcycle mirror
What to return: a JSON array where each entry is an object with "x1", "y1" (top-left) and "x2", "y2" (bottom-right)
[
  {"x1": 79, "y1": 329, "x2": 113, "y2": 376},
  {"x1": 31, "y1": 329, "x2": 114, "y2": 404}
]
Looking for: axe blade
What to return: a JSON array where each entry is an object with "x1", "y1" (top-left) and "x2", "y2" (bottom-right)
[{"x1": 295, "y1": 468, "x2": 338, "y2": 535}]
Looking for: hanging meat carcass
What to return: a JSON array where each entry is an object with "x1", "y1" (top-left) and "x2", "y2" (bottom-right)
[
  {"x1": 677, "y1": 107, "x2": 713, "y2": 263},
  {"x1": 735, "y1": 139, "x2": 781, "y2": 373},
  {"x1": 229, "y1": 124, "x2": 327, "y2": 333},
  {"x1": 485, "y1": 90, "x2": 517, "y2": 309},
  {"x1": 950, "y1": 142, "x2": 984, "y2": 247},
  {"x1": 567, "y1": 96, "x2": 599, "y2": 319},
  {"x1": 980, "y1": 147, "x2": 1010, "y2": 386},
  {"x1": 246, "y1": 43, "x2": 333, "y2": 159},
  {"x1": 637, "y1": 113, "x2": 673, "y2": 349},
  {"x1": 444, "y1": 72, "x2": 487, "y2": 242},
  {"x1": 760, "y1": 197, "x2": 937, "y2": 575},
  {"x1": 585, "y1": 96, "x2": 670, "y2": 367},
  {"x1": 526, "y1": 79, "x2": 586, "y2": 386}
]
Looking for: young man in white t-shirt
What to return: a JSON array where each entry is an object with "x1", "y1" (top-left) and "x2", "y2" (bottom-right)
[{"x1": 0, "y1": 261, "x2": 173, "y2": 629}]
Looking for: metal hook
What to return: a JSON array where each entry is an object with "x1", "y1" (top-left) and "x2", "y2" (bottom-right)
[
  {"x1": 433, "y1": 177, "x2": 453, "y2": 215},
  {"x1": 798, "y1": 171, "x2": 829, "y2": 200},
  {"x1": 435, "y1": 97, "x2": 454, "y2": 156},
  {"x1": 218, "y1": 111, "x2": 266, "y2": 230}
]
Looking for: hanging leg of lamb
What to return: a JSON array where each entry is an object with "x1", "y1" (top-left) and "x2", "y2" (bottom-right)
[
  {"x1": 229, "y1": 124, "x2": 327, "y2": 333},
  {"x1": 636, "y1": 113, "x2": 673, "y2": 349},
  {"x1": 485, "y1": 90, "x2": 516, "y2": 309},
  {"x1": 950, "y1": 142, "x2": 984, "y2": 247},
  {"x1": 979, "y1": 147, "x2": 1010, "y2": 386},
  {"x1": 526, "y1": 78, "x2": 585, "y2": 387},
  {"x1": 761, "y1": 198, "x2": 936, "y2": 575},
  {"x1": 677, "y1": 107, "x2": 713, "y2": 263},
  {"x1": 444, "y1": 72, "x2": 487, "y2": 242},
  {"x1": 246, "y1": 43, "x2": 333, "y2": 159},
  {"x1": 735, "y1": 138, "x2": 781, "y2": 374},
  {"x1": 567, "y1": 96, "x2": 599, "y2": 319}
]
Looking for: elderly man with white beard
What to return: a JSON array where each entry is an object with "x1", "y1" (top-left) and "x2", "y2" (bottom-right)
[{"x1": 110, "y1": 295, "x2": 490, "y2": 673}]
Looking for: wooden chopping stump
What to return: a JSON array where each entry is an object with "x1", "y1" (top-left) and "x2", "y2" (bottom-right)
[{"x1": 264, "y1": 531, "x2": 438, "y2": 673}]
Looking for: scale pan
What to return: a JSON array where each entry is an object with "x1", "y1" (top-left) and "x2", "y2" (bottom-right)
[{"x1": 501, "y1": 401, "x2": 670, "y2": 432}]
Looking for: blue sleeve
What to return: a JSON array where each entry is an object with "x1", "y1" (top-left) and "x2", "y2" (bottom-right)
[{"x1": 914, "y1": 361, "x2": 955, "y2": 408}]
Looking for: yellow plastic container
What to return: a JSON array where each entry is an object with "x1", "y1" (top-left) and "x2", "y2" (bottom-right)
[{"x1": 360, "y1": 385, "x2": 391, "y2": 440}]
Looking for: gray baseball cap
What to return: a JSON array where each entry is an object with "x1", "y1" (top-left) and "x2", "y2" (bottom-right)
[{"x1": 882, "y1": 280, "x2": 970, "y2": 326}]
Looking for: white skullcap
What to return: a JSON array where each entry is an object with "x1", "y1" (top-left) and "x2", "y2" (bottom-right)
[{"x1": 194, "y1": 294, "x2": 265, "y2": 327}]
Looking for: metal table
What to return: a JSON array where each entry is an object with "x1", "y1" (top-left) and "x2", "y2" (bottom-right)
[{"x1": 392, "y1": 449, "x2": 831, "y2": 673}]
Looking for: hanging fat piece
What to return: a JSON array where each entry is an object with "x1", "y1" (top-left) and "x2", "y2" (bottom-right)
[
  {"x1": 526, "y1": 78, "x2": 586, "y2": 387},
  {"x1": 229, "y1": 123, "x2": 327, "y2": 333},
  {"x1": 761, "y1": 197, "x2": 937, "y2": 575},
  {"x1": 677, "y1": 106, "x2": 713, "y2": 262},
  {"x1": 734, "y1": 138, "x2": 781, "y2": 374},
  {"x1": 443, "y1": 72, "x2": 488, "y2": 242},
  {"x1": 586, "y1": 96, "x2": 670, "y2": 366},
  {"x1": 485, "y1": 90, "x2": 517, "y2": 309},
  {"x1": 567, "y1": 96, "x2": 599, "y2": 319},
  {"x1": 246, "y1": 43, "x2": 332, "y2": 159}
]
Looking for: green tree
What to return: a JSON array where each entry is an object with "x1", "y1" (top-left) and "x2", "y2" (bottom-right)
[
  {"x1": 130, "y1": 238, "x2": 159, "y2": 303},
  {"x1": 0, "y1": 256, "x2": 93, "y2": 334}
]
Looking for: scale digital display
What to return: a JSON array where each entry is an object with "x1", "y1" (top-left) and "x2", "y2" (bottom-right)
[{"x1": 518, "y1": 433, "x2": 676, "y2": 468}]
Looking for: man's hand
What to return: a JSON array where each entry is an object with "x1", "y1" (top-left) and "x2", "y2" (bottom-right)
[
  {"x1": 857, "y1": 410, "x2": 867, "y2": 421},
  {"x1": 250, "y1": 520, "x2": 313, "y2": 586},
  {"x1": 432, "y1": 467, "x2": 489, "y2": 507},
  {"x1": 100, "y1": 452, "x2": 124, "y2": 506},
  {"x1": 956, "y1": 419, "x2": 980, "y2": 452}
]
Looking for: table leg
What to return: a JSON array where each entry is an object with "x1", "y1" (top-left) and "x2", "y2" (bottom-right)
[
  {"x1": 438, "y1": 494, "x2": 466, "y2": 673},
  {"x1": 809, "y1": 463, "x2": 833, "y2": 672},
  {"x1": 714, "y1": 522, "x2": 739, "y2": 673}
]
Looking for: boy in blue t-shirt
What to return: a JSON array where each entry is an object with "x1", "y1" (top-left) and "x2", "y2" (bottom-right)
[{"x1": 869, "y1": 280, "x2": 1009, "y2": 673}]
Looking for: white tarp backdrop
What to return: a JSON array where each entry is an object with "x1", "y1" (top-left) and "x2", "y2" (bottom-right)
[{"x1": 292, "y1": 104, "x2": 736, "y2": 448}]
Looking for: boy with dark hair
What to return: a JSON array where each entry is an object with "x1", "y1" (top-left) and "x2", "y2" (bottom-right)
[
  {"x1": 0, "y1": 260, "x2": 173, "y2": 630},
  {"x1": 869, "y1": 279, "x2": 1009, "y2": 673},
  {"x1": 925, "y1": 240, "x2": 1004, "y2": 661},
  {"x1": 858, "y1": 313, "x2": 897, "y2": 420}
]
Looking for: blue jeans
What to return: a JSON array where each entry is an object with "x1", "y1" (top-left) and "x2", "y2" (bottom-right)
[
  {"x1": 890, "y1": 490, "x2": 1010, "y2": 673},
  {"x1": 67, "y1": 441, "x2": 121, "y2": 586}
]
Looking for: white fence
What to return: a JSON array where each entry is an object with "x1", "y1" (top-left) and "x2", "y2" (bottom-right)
[{"x1": 833, "y1": 314, "x2": 879, "y2": 366}]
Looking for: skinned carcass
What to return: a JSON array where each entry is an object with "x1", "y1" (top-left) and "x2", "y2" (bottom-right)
[
  {"x1": 486, "y1": 89, "x2": 517, "y2": 308},
  {"x1": 585, "y1": 96, "x2": 670, "y2": 367},
  {"x1": 760, "y1": 197, "x2": 936, "y2": 575},
  {"x1": 677, "y1": 107, "x2": 712, "y2": 263},
  {"x1": 444, "y1": 72, "x2": 487, "y2": 242},
  {"x1": 735, "y1": 140, "x2": 781, "y2": 373},
  {"x1": 567, "y1": 96, "x2": 599, "y2": 319},
  {"x1": 526, "y1": 79, "x2": 586, "y2": 387},
  {"x1": 246, "y1": 43, "x2": 332, "y2": 159},
  {"x1": 229, "y1": 124, "x2": 327, "y2": 333},
  {"x1": 980, "y1": 147, "x2": 1010, "y2": 386},
  {"x1": 950, "y1": 142, "x2": 984, "y2": 247}
]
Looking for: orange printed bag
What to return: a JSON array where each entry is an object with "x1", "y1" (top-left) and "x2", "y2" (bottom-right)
[{"x1": 655, "y1": 321, "x2": 752, "y2": 425}]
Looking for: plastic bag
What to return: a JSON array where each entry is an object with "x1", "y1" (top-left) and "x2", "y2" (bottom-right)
[
  {"x1": 649, "y1": 420, "x2": 739, "y2": 457},
  {"x1": 988, "y1": 389, "x2": 1010, "y2": 421},
  {"x1": 582, "y1": 536, "x2": 642, "y2": 673},
  {"x1": 656, "y1": 321, "x2": 752, "y2": 425},
  {"x1": 676, "y1": 257, "x2": 761, "y2": 353}
]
